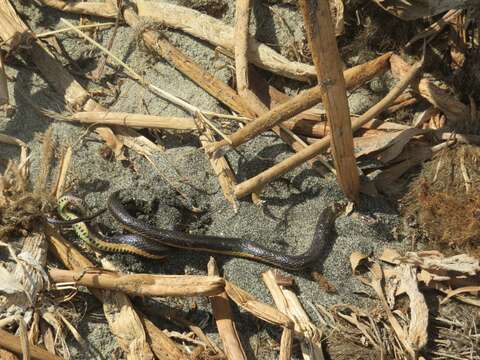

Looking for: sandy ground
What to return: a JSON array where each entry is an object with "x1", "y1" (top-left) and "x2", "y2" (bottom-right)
[{"x1": 0, "y1": 1, "x2": 409, "y2": 358}]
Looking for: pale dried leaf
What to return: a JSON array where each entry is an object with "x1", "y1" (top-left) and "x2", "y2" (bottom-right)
[
  {"x1": 440, "y1": 286, "x2": 480, "y2": 305},
  {"x1": 400, "y1": 252, "x2": 480, "y2": 276},
  {"x1": 376, "y1": 128, "x2": 426, "y2": 163},
  {"x1": 0, "y1": 265, "x2": 24, "y2": 294},
  {"x1": 379, "y1": 248, "x2": 402, "y2": 264},
  {"x1": 397, "y1": 264, "x2": 428, "y2": 351},
  {"x1": 350, "y1": 251, "x2": 369, "y2": 274}
]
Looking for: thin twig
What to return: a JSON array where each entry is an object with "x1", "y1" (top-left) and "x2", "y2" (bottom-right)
[{"x1": 234, "y1": 0, "x2": 251, "y2": 94}]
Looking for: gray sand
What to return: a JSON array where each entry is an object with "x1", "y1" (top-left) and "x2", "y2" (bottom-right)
[{"x1": 1, "y1": 1, "x2": 408, "y2": 358}]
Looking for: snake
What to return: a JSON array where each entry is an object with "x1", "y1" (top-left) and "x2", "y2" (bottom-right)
[
  {"x1": 56, "y1": 195, "x2": 168, "y2": 260},
  {"x1": 107, "y1": 191, "x2": 341, "y2": 271}
]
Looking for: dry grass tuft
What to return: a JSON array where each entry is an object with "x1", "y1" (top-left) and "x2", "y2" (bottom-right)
[
  {"x1": 403, "y1": 144, "x2": 480, "y2": 257},
  {"x1": 0, "y1": 129, "x2": 56, "y2": 240}
]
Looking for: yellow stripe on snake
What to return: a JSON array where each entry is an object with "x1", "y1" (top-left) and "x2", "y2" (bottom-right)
[{"x1": 57, "y1": 195, "x2": 167, "y2": 259}]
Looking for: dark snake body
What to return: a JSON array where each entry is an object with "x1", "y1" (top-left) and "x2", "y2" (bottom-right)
[{"x1": 108, "y1": 191, "x2": 339, "y2": 271}]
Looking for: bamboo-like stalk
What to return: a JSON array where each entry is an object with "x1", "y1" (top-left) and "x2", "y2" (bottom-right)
[
  {"x1": 224, "y1": 282, "x2": 293, "y2": 328},
  {"x1": 206, "y1": 85, "x2": 326, "y2": 157},
  {"x1": 234, "y1": 57, "x2": 424, "y2": 198},
  {"x1": 262, "y1": 270, "x2": 325, "y2": 359},
  {"x1": 195, "y1": 114, "x2": 238, "y2": 209},
  {"x1": 0, "y1": 349, "x2": 19, "y2": 360},
  {"x1": 279, "y1": 328, "x2": 293, "y2": 360},
  {"x1": 207, "y1": 258, "x2": 247, "y2": 360},
  {"x1": 52, "y1": 146, "x2": 72, "y2": 199},
  {"x1": 136, "y1": 1, "x2": 315, "y2": 81},
  {"x1": 0, "y1": 329, "x2": 61, "y2": 360},
  {"x1": 49, "y1": 111, "x2": 197, "y2": 130},
  {"x1": 234, "y1": 0, "x2": 251, "y2": 94},
  {"x1": 38, "y1": 0, "x2": 117, "y2": 17},
  {"x1": 206, "y1": 52, "x2": 393, "y2": 157},
  {"x1": 49, "y1": 268, "x2": 225, "y2": 297},
  {"x1": 299, "y1": 0, "x2": 359, "y2": 201}
]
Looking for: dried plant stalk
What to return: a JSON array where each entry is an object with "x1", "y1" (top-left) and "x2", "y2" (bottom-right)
[
  {"x1": 279, "y1": 328, "x2": 293, "y2": 360},
  {"x1": 0, "y1": 349, "x2": 18, "y2": 360},
  {"x1": 224, "y1": 282, "x2": 293, "y2": 328},
  {"x1": 207, "y1": 85, "x2": 326, "y2": 157},
  {"x1": 1, "y1": 233, "x2": 47, "y2": 310},
  {"x1": 50, "y1": 268, "x2": 225, "y2": 297},
  {"x1": 234, "y1": 56, "x2": 423, "y2": 198},
  {"x1": 194, "y1": 114, "x2": 239, "y2": 210},
  {"x1": 207, "y1": 258, "x2": 247, "y2": 360},
  {"x1": 52, "y1": 146, "x2": 72, "y2": 199},
  {"x1": 136, "y1": 1, "x2": 315, "y2": 81},
  {"x1": 50, "y1": 111, "x2": 197, "y2": 130},
  {"x1": 406, "y1": 9, "x2": 462, "y2": 47},
  {"x1": 263, "y1": 270, "x2": 325, "y2": 360},
  {"x1": 299, "y1": 0, "x2": 359, "y2": 201},
  {"x1": 234, "y1": 0, "x2": 251, "y2": 94},
  {"x1": 0, "y1": 329, "x2": 61, "y2": 360},
  {"x1": 38, "y1": 0, "x2": 117, "y2": 17},
  {"x1": 207, "y1": 52, "x2": 393, "y2": 157}
]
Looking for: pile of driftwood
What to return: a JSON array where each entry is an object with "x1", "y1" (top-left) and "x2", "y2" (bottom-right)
[{"x1": 0, "y1": 0, "x2": 480, "y2": 359}]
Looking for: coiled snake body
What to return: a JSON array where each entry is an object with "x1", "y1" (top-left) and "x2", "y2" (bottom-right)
[{"x1": 56, "y1": 192, "x2": 340, "y2": 271}]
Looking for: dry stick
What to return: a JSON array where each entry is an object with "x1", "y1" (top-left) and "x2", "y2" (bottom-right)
[
  {"x1": 263, "y1": 270, "x2": 324, "y2": 359},
  {"x1": 91, "y1": 0, "x2": 122, "y2": 80},
  {"x1": 224, "y1": 282, "x2": 293, "y2": 328},
  {"x1": 279, "y1": 328, "x2": 293, "y2": 360},
  {"x1": 206, "y1": 85, "x2": 328, "y2": 157},
  {"x1": 49, "y1": 268, "x2": 225, "y2": 297},
  {"x1": 136, "y1": 1, "x2": 315, "y2": 81},
  {"x1": 206, "y1": 52, "x2": 393, "y2": 157},
  {"x1": 194, "y1": 114, "x2": 239, "y2": 210},
  {"x1": 234, "y1": 57, "x2": 424, "y2": 198},
  {"x1": 0, "y1": 329, "x2": 61, "y2": 360},
  {"x1": 36, "y1": 22, "x2": 115, "y2": 38},
  {"x1": 45, "y1": 226, "x2": 187, "y2": 360},
  {"x1": 38, "y1": 0, "x2": 117, "y2": 17},
  {"x1": 48, "y1": 110, "x2": 197, "y2": 130},
  {"x1": 0, "y1": 349, "x2": 19, "y2": 360},
  {"x1": 261, "y1": 271, "x2": 293, "y2": 360},
  {"x1": 52, "y1": 146, "x2": 72, "y2": 199},
  {"x1": 234, "y1": 0, "x2": 251, "y2": 94},
  {"x1": 299, "y1": 0, "x2": 359, "y2": 201},
  {"x1": 207, "y1": 258, "x2": 247, "y2": 360}
]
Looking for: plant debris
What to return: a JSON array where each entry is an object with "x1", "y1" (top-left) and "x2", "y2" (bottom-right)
[{"x1": 1, "y1": 0, "x2": 480, "y2": 359}]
